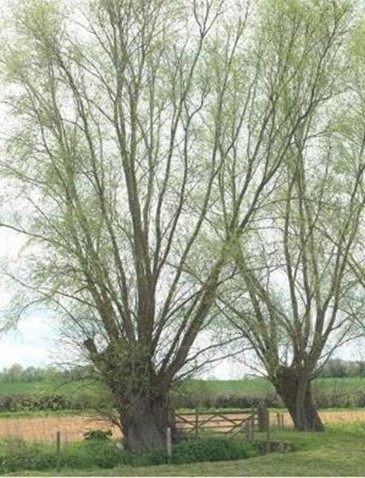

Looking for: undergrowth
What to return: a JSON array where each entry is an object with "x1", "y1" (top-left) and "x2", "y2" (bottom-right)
[{"x1": 0, "y1": 435, "x2": 258, "y2": 473}]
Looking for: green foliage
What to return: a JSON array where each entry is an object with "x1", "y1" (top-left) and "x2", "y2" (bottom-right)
[
  {"x1": 170, "y1": 437, "x2": 258, "y2": 465},
  {"x1": 174, "y1": 379, "x2": 279, "y2": 410},
  {"x1": 0, "y1": 435, "x2": 258, "y2": 473},
  {"x1": 0, "y1": 364, "x2": 96, "y2": 383},
  {"x1": 0, "y1": 437, "x2": 122, "y2": 472},
  {"x1": 60, "y1": 441, "x2": 122, "y2": 469},
  {"x1": 0, "y1": 391, "x2": 104, "y2": 413},
  {"x1": 0, "y1": 438, "x2": 55, "y2": 473},
  {"x1": 319, "y1": 359, "x2": 365, "y2": 378},
  {"x1": 120, "y1": 436, "x2": 258, "y2": 467}
]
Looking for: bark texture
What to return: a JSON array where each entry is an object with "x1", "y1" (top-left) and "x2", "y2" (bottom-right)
[
  {"x1": 274, "y1": 367, "x2": 324, "y2": 431},
  {"x1": 120, "y1": 396, "x2": 177, "y2": 452}
]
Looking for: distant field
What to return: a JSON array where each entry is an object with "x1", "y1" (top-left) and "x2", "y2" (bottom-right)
[
  {"x1": 313, "y1": 377, "x2": 365, "y2": 390},
  {"x1": 1, "y1": 376, "x2": 365, "y2": 396},
  {"x1": 181, "y1": 376, "x2": 365, "y2": 395}
]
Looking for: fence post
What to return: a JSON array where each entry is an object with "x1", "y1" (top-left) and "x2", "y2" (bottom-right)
[
  {"x1": 245, "y1": 420, "x2": 250, "y2": 442},
  {"x1": 250, "y1": 407, "x2": 255, "y2": 441},
  {"x1": 195, "y1": 408, "x2": 199, "y2": 436},
  {"x1": 166, "y1": 427, "x2": 172, "y2": 462},
  {"x1": 276, "y1": 412, "x2": 279, "y2": 430},
  {"x1": 257, "y1": 402, "x2": 268, "y2": 432},
  {"x1": 56, "y1": 430, "x2": 61, "y2": 470},
  {"x1": 265, "y1": 409, "x2": 270, "y2": 453}
]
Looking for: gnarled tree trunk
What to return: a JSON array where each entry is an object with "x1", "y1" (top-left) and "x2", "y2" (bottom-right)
[{"x1": 274, "y1": 367, "x2": 324, "y2": 431}]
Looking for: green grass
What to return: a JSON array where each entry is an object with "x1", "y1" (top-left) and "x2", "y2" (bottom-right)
[
  {"x1": 313, "y1": 376, "x2": 365, "y2": 390},
  {"x1": 9, "y1": 425, "x2": 365, "y2": 476},
  {"x1": 185, "y1": 376, "x2": 365, "y2": 395}
]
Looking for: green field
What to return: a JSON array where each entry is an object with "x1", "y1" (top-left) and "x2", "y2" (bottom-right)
[
  {"x1": 2, "y1": 376, "x2": 364, "y2": 395},
  {"x1": 184, "y1": 376, "x2": 365, "y2": 393}
]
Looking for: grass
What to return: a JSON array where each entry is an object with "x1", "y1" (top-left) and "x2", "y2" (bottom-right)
[
  {"x1": 5, "y1": 424, "x2": 365, "y2": 476},
  {"x1": 184, "y1": 376, "x2": 365, "y2": 394}
]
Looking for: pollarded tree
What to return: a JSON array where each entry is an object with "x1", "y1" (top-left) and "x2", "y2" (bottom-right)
[
  {"x1": 219, "y1": 0, "x2": 365, "y2": 431},
  {"x1": 0, "y1": 0, "x2": 349, "y2": 450}
]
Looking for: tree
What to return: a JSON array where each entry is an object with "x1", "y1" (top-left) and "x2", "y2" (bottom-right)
[
  {"x1": 219, "y1": 0, "x2": 365, "y2": 431},
  {"x1": 7, "y1": 363, "x2": 24, "y2": 382},
  {"x1": 0, "y1": 0, "x2": 348, "y2": 450}
]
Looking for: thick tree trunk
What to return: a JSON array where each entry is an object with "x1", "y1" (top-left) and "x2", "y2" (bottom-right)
[
  {"x1": 274, "y1": 367, "x2": 324, "y2": 431},
  {"x1": 119, "y1": 395, "x2": 177, "y2": 452},
  {"x1": 88, "y1": 341, "x2": 178, "y2": 452}
]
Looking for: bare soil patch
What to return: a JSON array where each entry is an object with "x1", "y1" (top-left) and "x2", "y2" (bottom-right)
[
  {"x1": 275, "y1": 409, "x2": 365, "y2": 428},
  {"x1": 0, "y1": 415, "x2": 122, "y2": 443}
]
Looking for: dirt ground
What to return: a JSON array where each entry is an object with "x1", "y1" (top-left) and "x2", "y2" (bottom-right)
[
  {"x1": 0, "y1": 409, "x2": 363, "y2": 443},
  {"x1": 273, "y1": 410, "x2": 365, "y2": 428},
  {"x1": 0, "y1": 415, "x2": 123, "y2": 443}
]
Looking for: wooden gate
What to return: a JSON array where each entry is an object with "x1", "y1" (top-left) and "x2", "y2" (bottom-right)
[{"x1": 175, "y1": 409, "x2": 259, "y2": 438}]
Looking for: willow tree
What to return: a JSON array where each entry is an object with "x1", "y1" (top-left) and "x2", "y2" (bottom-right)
[
  {"x1": 0, "y1": 0, "x2": 349, "y2": 450},
  {"x1": 219, "y1": 0, "x2": 365, "y2": 432}
]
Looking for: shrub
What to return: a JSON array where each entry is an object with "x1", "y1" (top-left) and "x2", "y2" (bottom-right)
[
  {"x1": 61, "y1": 440, "x2": 122, "y2": 469},
  {"x1": 0, "y1": 391, "x2": 103, "y2": 413},
  {"x1": 0, "y1": 438, "x2": 55, "y2": 473},
  {"x1": 0, "y1": 438, "x2": 123, "y2": 473},
  {"x1": 170, "y1": 436, "x2": 258, "y2": 464},
  {"x1": 0, "y1": 435, "x2": 259, "y2": 473},
  {"x1": 121, "y1": 436, "x2": 259, "y2": 467},
  {"x1": 173, "y1": 391, "x2": 282, "y2": 410}
]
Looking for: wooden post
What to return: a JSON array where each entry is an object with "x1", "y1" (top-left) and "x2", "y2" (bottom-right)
[
  {"x1": 265, "y1": 409, "x2": 270, "y2": 453},
  {"x1": 258, "y1": 402, "x2": 268, "y2": 432},
  {"x1": 250, "y1": 408, "x2": 255, "y2": 442},
  {"x1": 245, "y1": 420, "x2": 250, "y2": 442},
  {"x1": 195, "y1": 408, "x2": 199, "y2": 436},
  {"x1": 276, "y1": 412, "x2": 281, "y2": 430},
  {"x1": 56, "y1": 431, "x2": 61, "y2": 470},
  {"x1": 166, "y1": 427, "x2": 172, "y2": 462},
  {"x1": 280, "y1": 413, "x2": 284, "y2": 430}
]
